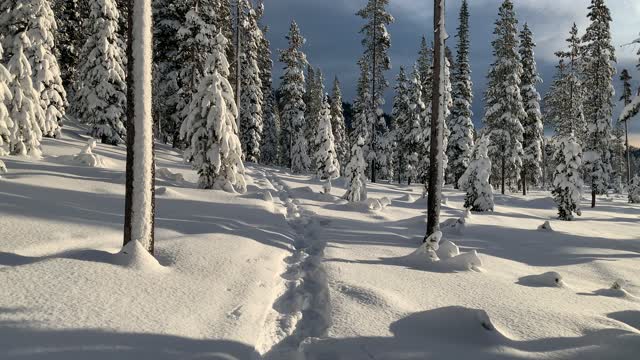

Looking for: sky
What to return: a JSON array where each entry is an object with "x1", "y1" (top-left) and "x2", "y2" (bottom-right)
[{"x1": 262, "y1": 0, "x2": 640, "y2": 146}]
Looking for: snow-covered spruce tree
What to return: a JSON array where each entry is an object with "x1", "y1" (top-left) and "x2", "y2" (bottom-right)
[
  {"x1": 7, "y1": 33, "x2": 44, "y2": 157},
  {"x1": 75, "y1": 0, "x2": 127, "y2": 145},
  {"x1": 315, "y1": 95, "x2": 340, "y2": 180},
  {"x1": 122, "y1": 0, "x2": 155, "y2": 253},
  {"x1": 391, "y1": 66, "x2": 410, "y2": 183},
  {"x1": 446, "y1": 0, "x2": 474, "y2": 188},
  {"x1": 417, "y1": 37, "x2": 433, "y2": 117},
  {"x1": 519, "y1": 24, "x2": 543, "y2": 195},
  {"x1": 351, "y1": 59, "x2": 372, "y2": 160},
  {"x1": 458, "y1": 136, "x2": 494, "y2": 212},
  {"x1": 1, "y1": 0, "x2": 67, "y2": 138},
  {"x1": 174, "y1": 0, "x2": 217, "y2": 150},
  {"x1": 330, "y1": 77, "x2": 348, "y2": 173},
  {"x1": 619, "y1": 69, "x2": 633, "y2": 185},
  {"x1": 581, "y1": 0, "x2": 616, "y2": 208},
  {"x1": 257, "y1": 20, "x2": 279, "y2": 165},
  {"x1": 552, "y1": 133, "x2": 583, "y2": 221},
  {"x1": 416, "y1": 39, "x2": 432, "y2": 185},
  {"x1": 0, "y1": 43, "x2": 14, "y2": 157},
  {"x1": 152, "y1": 0, "x2": 185, "y2": 145},
  {"x1": 629, "y1": 175, "x2": 640, "y2": 204},
  {"x1": 216, "y1": 0, "x2": 234, "y2": 71},
  {"x1": 53, "y1": 0, "x2": 86, "y2": 92},
  {"x1": 544, "y1": 24, "x2": 586, "y2": 142},
  {"x1": 405, "y1": 65, "x2": 426, "y2": 185},
  {"x1": 278, "y1": 21, "x2": 309, "y2": 172},
  {"x1": 357, "y1": 0, "x2": 393, "y2": 183},
  {"x1": 305, "y1": 68, "x2": 324, "y2": 164},
  {"x1": 239, "y1": 0, "x2": 263, "y2": 163},
  {"x1": 343, "y1": 136, "x2": 367, "y2": 202},
  {"x1": 610, "y1": 120, "x2": 625, "y2": 193},
  {"x1": 180, "y1": 33, "x2": 246, "y2": 192},
  {"x1": 482, "y1": 0, "x2": 526, "y2": 194}
]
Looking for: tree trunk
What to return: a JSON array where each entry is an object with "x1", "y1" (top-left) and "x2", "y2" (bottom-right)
[
  {"x1": 124, "y1": 0, "x2": 155, "y2": 254},
  {"x1": 501, "y1": 148, "x2": 506, "y2": 195},
  {"x1": 591, "y1": 188, "x2": 596, "y2": 208},
  {"x1": 425, "y1": 0, "x2": 445, "y2": 240},
  {"x1": 370, "y1": 0, "x2": 378, "y2": 184},
  {"x1": 235, "y1": 0, "x2": 241, "y2": 130},
  {"x1": 522, "y1": 168, "x2": 527, "y2": 196},
  {"x1": 625, "y1": 119, "x2": 631, "y2": 185}
]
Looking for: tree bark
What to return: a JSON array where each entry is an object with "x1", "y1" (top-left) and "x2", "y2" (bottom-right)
[
  {"x1": 124, "y1": 0, "x2": 155, "y2": 254},
  {"x1": 370, "y1": 0, "x2": 378, "y2": 183},
  {"x1": 501, "y1": 147, "x2": 506, "y2": 195},
  {"x1": 425, "y1": 0, "x2": 445, "y2": 240},
  {"x1": 625, "y1": 116, "x2": 631, "y2": 185},
  {"x1": 522, "y1": 168, "x2": 527, "y2": 196}
]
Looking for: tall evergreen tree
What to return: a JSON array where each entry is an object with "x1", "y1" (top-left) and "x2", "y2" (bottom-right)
[
  {"x1": 552, "y1": 133, "x2": 583, "y2": 220},
  {"x1": 446, "y1": 0, "x2": 474, "y2": 188},
  {"x1": 74, "y1": 0, "x2": 127, "y2": 145},
  {"x1": 330, "y1": 77, "x2": 348, "y2": 173},
  {"x1": 305, "y1": 67, "x2": 324, "y2": 164},
  {"x1": 7, "y1": 33, "x2": 44, "y2": 157},
  {"x1": 581, "y1": 0, "x2": 616, "y2": 208},
  {"x1": 180, "y1": 33, "x2": 246, "y2": 192},
  {"x1": 1, "y1": 0, "x2": 67, "y2": 138},
  {"x1": 315, "y1": 95, "x2": 340, "y2": 180},
  {"x1": 417, "y1": 37, "x2": 433, "y2": 120},
  {"x1": 482, "y1": 0, "x2": 526, "y2": 194},
  {"x1": 351, "y1": 59, "x2": 372, "y2": 159},
  {"x1": 343, "y1": 137, "x2": 367, "y2": 202},
  {"x1": 519, "y1": 24, "x2": 544, "y2": 195},
  {"x1": 357, "y1": 0, "x2": 393, "y2": 182},
  {"x1": 257, "y1": 14, "x2": 279, "y2": 165},
  {"x1": 278, "y1": 21, "x2": 309, "y2": 172},
  {"x1": 459, "y1": 136, "x2": 494, "y2": 212},
  {"x1": 238, "y1": 0, "x2": 263, "y2": 163},
  {"x1": 0, "y1": 43, "x2": 14, "y2": 158},
  {"x1": 619, "y1": 69, "x2": 633, "y2": 185},
  {"x1": 53, "y1": 0, "x2": 86, "y2": 93},
  {"x1": 391, "y1": 67, "x2": 410, "y2": 183},
  {"x1": 406, "y1": 65, "x2": 427, "y2": 185}
]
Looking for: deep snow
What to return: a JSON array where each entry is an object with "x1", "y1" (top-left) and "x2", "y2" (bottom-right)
[{"x1": 1, "y1": 122, "x2": 639, "y2": 359}]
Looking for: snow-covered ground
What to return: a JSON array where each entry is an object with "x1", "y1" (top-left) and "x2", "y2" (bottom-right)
[{"x1": 1, "y1": 124, "x2": 639, "y2": 359}]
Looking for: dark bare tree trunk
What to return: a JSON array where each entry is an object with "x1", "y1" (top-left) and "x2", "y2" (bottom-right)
[
  {"x1": 425, "y1": 0, "x2": 445, "y2": 240},
  {"x1": 625, "y1": 119, "x2": 631, "y2": 185},
  {"x1": 124, "y1": 0, "x2": 155, "y2": 254},
  {"x1": 522, "y1": 168, "x2": 527, "y2": 196},
  {"x1": 501, "y1": 146, "x2": 506, "y2": 195},
  {"x1": 370, "y1": 0, "x2": 378, "y2": 184}
]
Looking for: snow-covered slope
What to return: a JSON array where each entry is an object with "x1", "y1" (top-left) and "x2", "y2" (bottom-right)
[{"x1": 1, "y1": 122, "x2": 639, "y2": 359}]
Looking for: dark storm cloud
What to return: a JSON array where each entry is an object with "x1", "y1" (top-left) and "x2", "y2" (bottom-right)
[{"x1": 262, "y1": 0, "x2": 640, "y2": 144}]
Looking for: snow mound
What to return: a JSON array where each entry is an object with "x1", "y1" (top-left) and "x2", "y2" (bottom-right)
[
  {"x1": 442, "y1": 216, "x2": 467, "y2": 234},
  {"x1": 594, "y1": 280, "x2": 638, "y2": 300},
  {"x1": 0, "y1": 159, "x2": 6, "y2": 175},
  {"x1": 155, "y1": 186, "x2": 181, "y2": 198},
  {"x1": 263, "y1": 190, "x2": 274, "y2": 202},
  {"x1": 401, "y1": 194, "x2": 416, "y2": 202},
  {"x1": 538, "y1": 221, "x2": 554, "y2": 231},
  {"x1": 518, "y1": 271, "x2": 565, "y2": 288},
  {"x1": 367, "y1": 197, "x2": 391, "y2": 211},
  {"x1": 58, "y1": 139, "x2": 108, "y2": 168},
  {"x1": 403, "y1": 232, "x2": 483, "y2": 272},
  {"x1": 115, "y1": 240, "x2": 166, "y2": 272},
  {"x1": 156, "y1": 167, "x2": 186, "y2": 183}
]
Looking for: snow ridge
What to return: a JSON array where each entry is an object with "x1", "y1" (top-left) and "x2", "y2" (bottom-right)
[{"x1": 259, "y1": 170, "x2": 331, "y2": 359}]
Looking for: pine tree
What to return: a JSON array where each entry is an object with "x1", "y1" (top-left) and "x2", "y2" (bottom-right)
[
  {"x1": 446, "y1": 0, "x2": 474, "y2": 188},
  {"x1": 343, "y1": 136, "x2": 367, "y2": 202},
  {"x1": 351, "y1": 59, "x2": 372, "y2": 160},
  {"x1": 305, "y1": 67, "x2": 324, "y2": 164},
  {"x1": 519, "y1": 24, "x2": 544, "y2": 195},
  {"x1": 417, "y1": 37, "x2": 433, "y2": 118},
  {"x1": 459, "y1": 136, "x2": 494, "y2": 212},
  {"x1": 552, "y1": 133, "x2": 583, "y2": 220},
  {"x1": 391, "y1": 67, "x2": 410, "y2": 183},
  {"x1": 0, "y1": 43, "x2": 14, "y2": 157},
  {"x1": 482, "y1": 0, "x2": 526, "y2": 194},
  {"x1": 629, "y1": 175, "x2": 640, "y2": 204},
  {"x1": 257, "y1": 18, "x2": 279, "y2": 165},
  {"x1": 406, "y1": 65, "x2": 427, "y2": 185},
  {"x1": 1, "y1": 0, "x2": 67, "y2": 138},
  {"x1": 545, "y1": 24, "x2": 586, "y2": 142},
  {"x1": 315, "y1": 95, "x2": 340, "y2": 180},
  {"x1": 619, "y1": 69, "x2": 633, "y2": 185},
  {"x1": 330, "y1": 77, "x2": 348, "y2": 173},
  {"x1": 75, "y1": 0, "x2": 127, "y2": 145},
  {"x1": 7, "y1": 33, "x2": 44, "y2": 157},
  {"x1": 278, "y1": 21, "x2": 309, "y2": 173},
  {"x1": 582, "y1": 0, "x2": 616, "y2": 208},
  {"x1": 152, "y1": 0, "x2": 185, "y2": 145},
  {"x1": 180, "y1": 33, "x2": 246, "y2": 192},
  {"x1": 53, "y1": 0, "x2": 86, "y2": 93},
  {"x1": 357, "y1": 0, "x2": 393, "y2": 182}
]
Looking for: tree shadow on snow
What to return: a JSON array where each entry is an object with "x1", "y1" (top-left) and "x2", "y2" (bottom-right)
[
  {"x1": 300, "y1": 306, "x2": 640, "y2": 360},
  {"x1": 0, "y1": 315, "x2": 260, "y2": 360}
]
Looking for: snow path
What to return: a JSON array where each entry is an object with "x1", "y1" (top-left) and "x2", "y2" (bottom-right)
[{"x1": 257, "y1": 168, "x2": 331, "y2": 359}]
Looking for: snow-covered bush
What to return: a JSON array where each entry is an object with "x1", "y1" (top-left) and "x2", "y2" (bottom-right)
[
  {"x1": 343, "y1": 137, "x2": 367, "y2": 203},
  {"x1": 629, "y1": 175, "x2": 640, "y2": 204},
  {"x1": 552, "y1": 134, "x2": 583, "y2": 220},
  {"x1": 314, "y1": 95, "x2": 340, "y2": 180},
  {"x1": 458, "y1": 136, "x2": 494, "y2": 212},
  {"x1": 180, "y1": 33, "x2": 246, "y2": 193}
]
